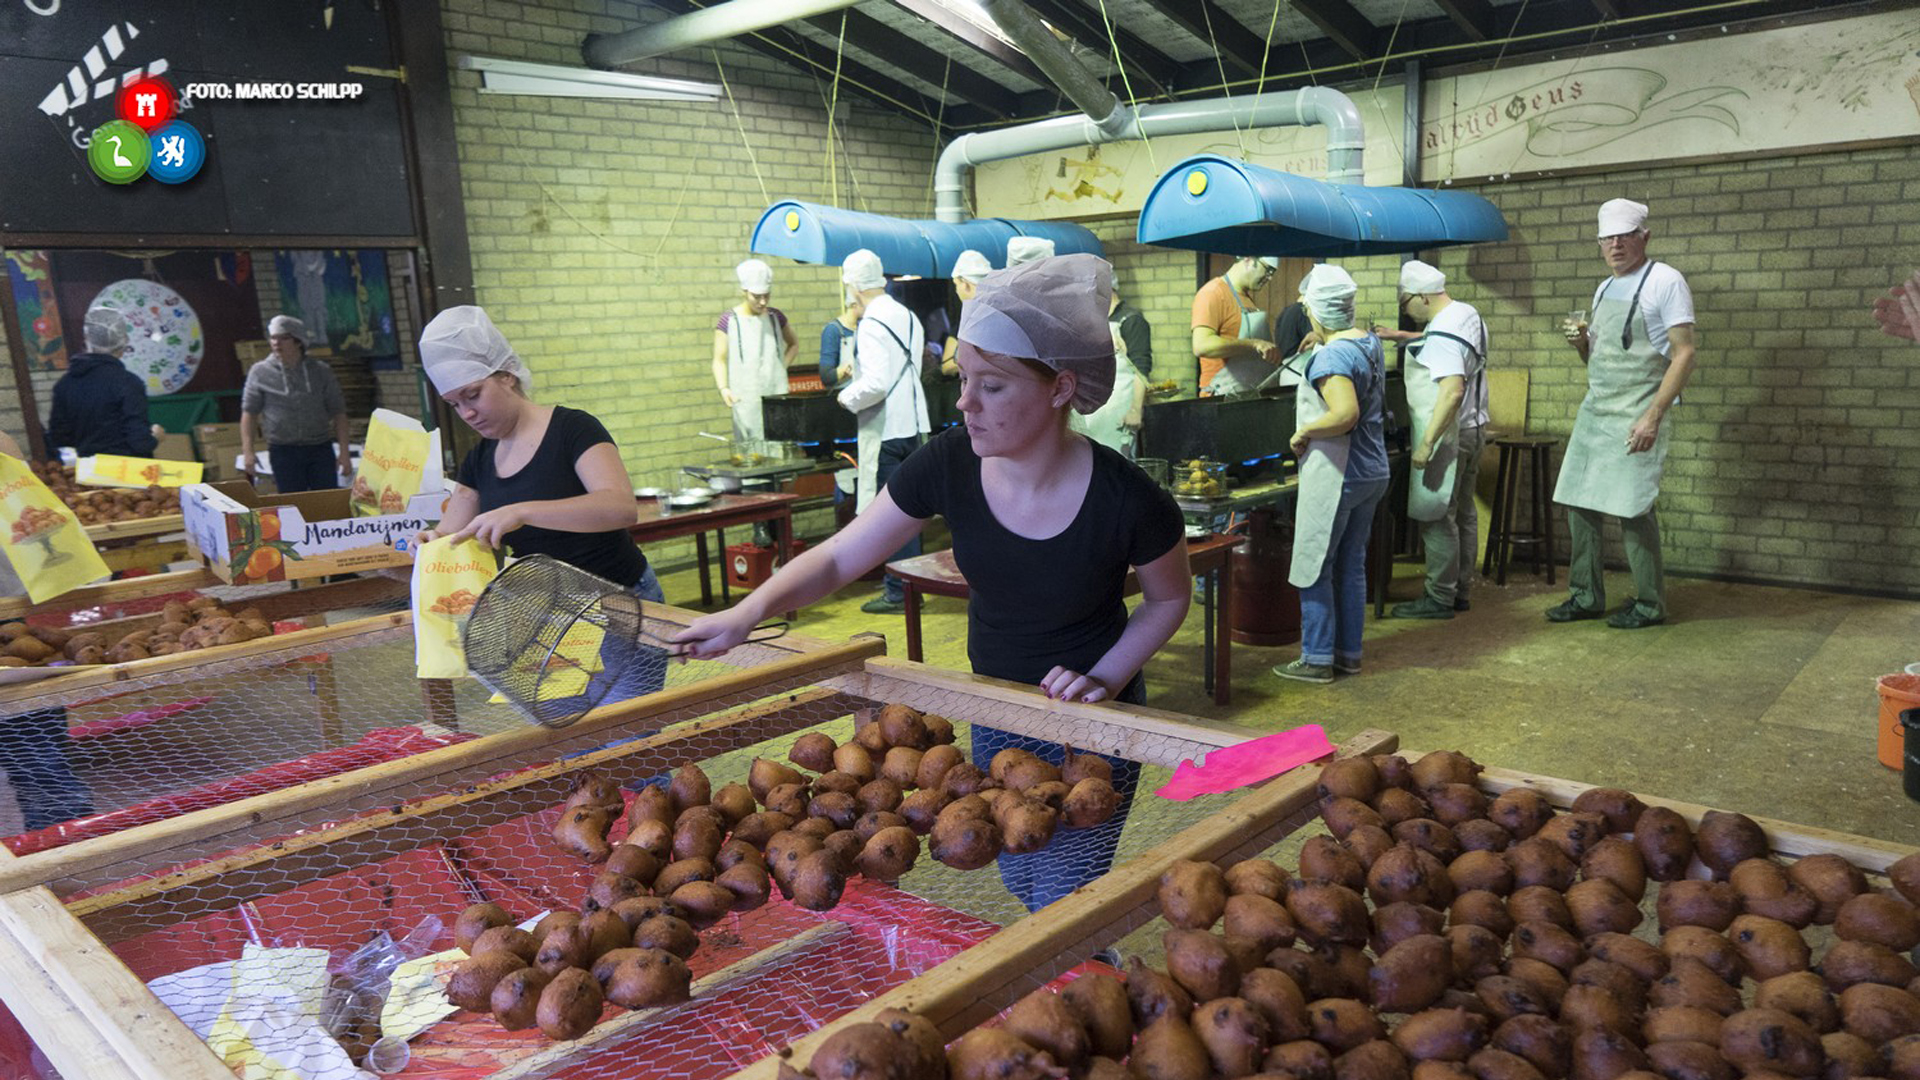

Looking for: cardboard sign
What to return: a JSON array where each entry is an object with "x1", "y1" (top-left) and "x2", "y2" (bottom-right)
[
  {"x1": 78, "y1": 453, "x2": 204, "y2": 488},
  {"x1": 0, "y1": 453, "x2": 110, "y2": 602},
  {"x1": 182, "y1": 480, "x2": 445, "y2": 584}
]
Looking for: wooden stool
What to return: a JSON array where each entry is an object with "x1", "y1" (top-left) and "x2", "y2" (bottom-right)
[{"x1": 1482, "y1": 434, "x2": 1560, "y2": 585}]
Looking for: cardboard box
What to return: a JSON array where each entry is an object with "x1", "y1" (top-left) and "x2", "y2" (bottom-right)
[
  {"x1": 235, "y1": 339, "x2": 272, "y2": 366},
  {"x1": 194, "y1": 423, "x2": 244, "y2": 481},
  {"x1": 181, "y1": 480, "x2": 442, "y2": 584},
  {"x1": 155, "y1": 432, "x2": 195, "y2": 463}
]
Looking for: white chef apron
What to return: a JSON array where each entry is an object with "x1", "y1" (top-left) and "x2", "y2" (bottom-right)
[
  {"x1": 1289, "y1": 371, "x2": 1351, "y2": 588},
  {"x1": 726, "y1": 308, "x2": 788, "y2": 441},
  {"x1": 1552, "y1": 263, "x2": 1672, "y2": 519}
]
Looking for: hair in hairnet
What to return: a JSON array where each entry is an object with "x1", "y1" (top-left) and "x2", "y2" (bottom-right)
[
  {"x1": 83, "y1": 307, "x2": 132, "y2": 353},
  {"x1": 735, "y1": 259, "x2": 773, "y2": 293},
  {"x1": 957, "y1": 253, "x2": 1116, "y2": 414},
  {"x1": 1597, "y1": 198, "x2": 1649, "y2": 237},
  {"x1": 841, "y1": 249, "x2": 885, "y2": 291},
  {"x1": 950, "y1": 249, "x2": 992, "y2": 283},
  {"x1": 1004, "y1": 236, "x2": 1055, "y2": 268},
  {"x1": 1299, "y1": 264, "x2": 1358, "y2": 330},
  {"x1": 1399, "y1": 260, "x2": 1446, "y2": 295},
  {"x1": 267, "y1": 314, "x2": 309, "y2": 343},
  {"x1": 419, "y1": 306, "x2": 535, "y2": 396}
]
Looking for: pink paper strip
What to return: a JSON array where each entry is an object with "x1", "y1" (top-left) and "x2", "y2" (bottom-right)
[{"x1": 1154, "y1": 723, "x2": 1337, "y2": 801}]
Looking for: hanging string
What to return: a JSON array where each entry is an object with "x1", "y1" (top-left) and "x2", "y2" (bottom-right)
[
  {"x1": 1255, "y1": 0, "x2": 1282, "y2": 95},
  {"x1": 711, "y1": 49, "x2": 770, "y2": 206},
  {"x1": 927, "y1": 53, "x2": 953, "y2": 216},
  {"x1": 826, "y1": 10, "x2": 849, "y2": 207},
  {"x1": 1198, "y1": 0, "x2": 1248, "y2": 158},
  {"x1": 1364, "y1": 0, "x2": 1412, "y2": 180},
  {"x1": 1094, "y1": 0, "x2": 1156, "y2": 174}
]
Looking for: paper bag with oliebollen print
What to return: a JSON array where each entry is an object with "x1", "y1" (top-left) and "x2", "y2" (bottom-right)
[
  {"x1": 0, "y1": 452, "x2": 111, "y2": 603},
  {"x1": 352, "y1": 409, "x2": 442, "y2": 518},
  {"x1": 412, "y1": 535, "x2": 499, "y2": 678}
]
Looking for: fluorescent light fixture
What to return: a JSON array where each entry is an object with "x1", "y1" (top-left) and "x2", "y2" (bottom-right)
[{"x1": 457, "y1": 55, "x2": 720, "y2": 101}]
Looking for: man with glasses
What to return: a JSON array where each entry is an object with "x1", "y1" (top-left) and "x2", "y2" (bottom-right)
[
  {"x1": 1548, "y1": 198, "x2": 1697, "y2": 629},
  {"x1": 1192, "y1": 255, "x2": 1291, "y2": 395}
]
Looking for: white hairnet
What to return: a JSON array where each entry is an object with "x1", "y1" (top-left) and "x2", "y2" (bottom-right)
[
  {"x1": 841, "y1": 249, "x2": 885, "y2": 291},
  {"x1": 419, "y1": 306, "x2": 535, "y2": 396},
  {"x1": 1300, "y1": 264, "x2": 1358, "y2": 330},
  {"x1": 1399, "y1": 260, "x2": 1446, "y2": 295},
  {"x1": 1256, "y1": 256, "x2": 1280, "y2": 270},
  {"x1": 735, "y1": 259, "x2": 773, "y2": 293},
  {"x1": 1597, "y1": 198, "x2": 1649, "y2": 237},
  {"x1": 1004, "y1": 236, "x2": 1055, "y2": 267},
  {"x1": 958, "y1": 253, "x2": 1115, "y2": 415},
  {"x1": 267, "y1": 314, "x2": 308, "y2": 343},
  {"x1": 951, "y1": 249, "x2": 992, "y2": 283},
  {"x1": 83, "y1": 307, "x2": 131, "y2": 353}
]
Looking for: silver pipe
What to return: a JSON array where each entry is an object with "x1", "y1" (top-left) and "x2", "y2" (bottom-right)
[
  {"x1": 975, "y1": 0, "x2": 1123, "y2": 135},
  {"x1": 934, "y1": 86, "x2": 1366, "y2": 221},
  {"x1": 584, "y1": 0, "x2": 863, "y2": 67}
]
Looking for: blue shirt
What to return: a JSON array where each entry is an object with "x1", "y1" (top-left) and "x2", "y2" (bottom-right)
[
  {"x1": 1306, "y1": 334, "x2": 1389, "y2": 483},
  {"x1": 818, "y1": 319, "x2": 855, "y2": 385}
]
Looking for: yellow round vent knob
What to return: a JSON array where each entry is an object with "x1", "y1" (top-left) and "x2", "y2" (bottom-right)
[{"x1": 1186, "y1": 169, "x2": 1208, "y2": 196}]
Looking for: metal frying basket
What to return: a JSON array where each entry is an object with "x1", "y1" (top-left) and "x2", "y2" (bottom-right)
[{"x1": 462, "y1": 555, "x2": 649, "y2": 728}]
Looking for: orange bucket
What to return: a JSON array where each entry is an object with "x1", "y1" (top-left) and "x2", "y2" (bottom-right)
[{"x1": 1875, "y1": 674, "x2": 1920, "y2": 769}]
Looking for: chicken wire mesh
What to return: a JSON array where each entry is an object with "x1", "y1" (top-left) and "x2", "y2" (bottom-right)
[
  {"x1": 0, "y1": 582, "x2": 839, "y2": 882},
  {"x1": 28, "y1": 675, "x2": 1264, "y2": 1080}
]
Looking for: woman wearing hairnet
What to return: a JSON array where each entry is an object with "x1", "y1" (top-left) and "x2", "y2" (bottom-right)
[
  {"x1": 413, "y1": 306, "x2": 665, "y2": 701},
  {"x1": 678, "y1": 254, "x2": 1191, "y2": 910},
  {"x1": 1276, "y1": 265, "x2": 1390, "y2": 684}
]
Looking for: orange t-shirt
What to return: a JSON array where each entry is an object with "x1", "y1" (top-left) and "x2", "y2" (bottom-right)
[{"x1": 1191, "y1": 276, "x2": 1248, "y2": 388}]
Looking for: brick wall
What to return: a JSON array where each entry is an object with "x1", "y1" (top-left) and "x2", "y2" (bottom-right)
[
  {"x1": 1080, "y1": 216, "x2": 1196, "y2": 389},
  {"x1": 1413, "y1": 145, "x2": 1920, "y2": 595},
  {"x1": 440, "y1": 0, "x2": 941, "y2": 564}
]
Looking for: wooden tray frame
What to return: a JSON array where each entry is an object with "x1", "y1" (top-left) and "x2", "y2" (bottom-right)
[
  {"x1": 719, "y1": 748, "x2": 1920, "y2": 1080},
  {"x1": 0, "y1": 654, "x2": 1277, "y2": 1080}
]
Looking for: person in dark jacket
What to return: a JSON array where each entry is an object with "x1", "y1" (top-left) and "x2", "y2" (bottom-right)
[{"x1": 45, "y1": 308, "x2": 157, "y2": 457}]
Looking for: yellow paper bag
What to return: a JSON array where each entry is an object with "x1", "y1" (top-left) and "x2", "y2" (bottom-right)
[
  {"x1": 78, "y1": 453, "x2": 203, "y2": 488},
  {"x1": 412, "y1": 535, "x2": 498, "y2": 678},
  {"x1": 0, "y1": 453, "x2": 110, "y2": 603},
  {"x1": 352, "y1": 408, "x2": 440, "y2": 517}
]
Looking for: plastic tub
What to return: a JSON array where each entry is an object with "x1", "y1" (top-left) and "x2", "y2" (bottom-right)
[{"x1": 1875, "y1": 674, "x2": 1920, "y2": 770}]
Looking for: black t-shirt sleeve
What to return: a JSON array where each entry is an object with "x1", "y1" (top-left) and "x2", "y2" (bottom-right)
[
  {"x1": 556, "y1": 408, "x2": 617, "y2": 470},
  {"x1": 1123, "y1": 461, "x2": 1186, "y2": 568},
  {"x1": 883, "y1": 426, "x2": 955, "y2": 519},
  {"x1": 456, "y1": 444, "x2": 483, "y2": 489}
]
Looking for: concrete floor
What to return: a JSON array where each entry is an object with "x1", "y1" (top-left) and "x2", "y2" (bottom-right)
[{"x1": 654, "y1": 555, "x2": 1920, "y2": 851}]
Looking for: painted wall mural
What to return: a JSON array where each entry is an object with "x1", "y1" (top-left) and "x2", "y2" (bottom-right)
[{"x1": 975, "y1": 10, "x2": 1920, "y2": 220}]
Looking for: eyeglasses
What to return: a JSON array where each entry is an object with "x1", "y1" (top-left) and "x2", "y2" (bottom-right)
[{"x1": 1598, "y1": 233, "x2": 1642, "y2": 248}]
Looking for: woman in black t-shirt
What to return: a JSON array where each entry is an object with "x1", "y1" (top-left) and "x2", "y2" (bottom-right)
[
  {"x1": 678, "y1": 255, "x2": 1190, "y2": 910},
  {"x1": 414, "y1": 307, "x2": 664, "y2": 702}
]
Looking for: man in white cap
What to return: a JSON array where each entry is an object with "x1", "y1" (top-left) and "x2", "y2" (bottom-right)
[
  {"x1": 1549, "y1": 198, "x2": 1696, "y2": 629},
  {"x1": 1192, "y1": 255, "x2": 1295, "y2": 394},
  {"x1": 241, "y1": 314, "x2": 350, "y2": 492},
  {"x1": 1379, "y1": 259, "x2": 1489, "y2": 620},
  {"x1": 1004, "y1": 236, "x2": 1055, "y2": 268},
  {"x1": 837, "y1": 248, "x2": 931, "y2": 614},
  {"x1": 44, "y1": 307, "x2": 159, "y2": 458},
  {"x1": 939, "y1": 249, "x2": 993, "y2": 376},
  {"x1": 711, "y1": 258, "x2": 798, "y2": 441}
]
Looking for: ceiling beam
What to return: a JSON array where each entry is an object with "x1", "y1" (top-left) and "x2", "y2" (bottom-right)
[
  {"x1": 1430, "y1": 0, "x2": 1497, "y2": 40},
  {"x1": 804, "y1": 8, "x2": 1022, "y2": 117},
  {"x1": 890, "y1": 0, "x2": 1053, "y2": 87},
  {"x1": 1289, "y1": 0, "x2": 1378, "y2": 60},
  {"x1": 646, "y1": 0, "x2": 942, "y2": 127},
  {"x1": 1587, "y1": 0, "x2": 1631, "y2": 18},
  {"x1": 1134, "y1": 0, "x2": 1268, "y2": 75},
  {"x1": 1019, "y1": 0, "x2": 1183, "y2": 95}
]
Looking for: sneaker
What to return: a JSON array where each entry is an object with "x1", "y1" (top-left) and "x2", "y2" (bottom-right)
[
  {"x1": 1544, "y1": 598, "x2": 1604, "y2": 623},
  {"x1": 1273, "y1": 659, "x2": 1334, "y2": 684},
  {"x1": 1453, "y1": 596, "x2": 1471, "y2": 612},
  {"x1": 1606, "y1": 605, "x2": 1665, "y2": 629},
  {"x1": 1332, "y1": 657, "x2": 1362, "y2": 675},
  {"x1": 860, "y1": 596, "x2": 906, "y2": 615},
  {"x1": 1389, "y1": 597, "x2": 1456, "y2": 620}
]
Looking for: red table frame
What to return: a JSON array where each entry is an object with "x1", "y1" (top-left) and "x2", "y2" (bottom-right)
[
  {"x1": 886, "y1": 532, "x2": 1242, "y2": 706},
  {"x1": 632, "y1": 492, "x2": 799, "y2": 609}
]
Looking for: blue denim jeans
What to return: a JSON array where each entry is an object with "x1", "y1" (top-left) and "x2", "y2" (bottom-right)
[
  {"x1": 1299, "y1": 476, "x2": 1389, "y2": 668},
  {"x1": 876, "y1": 436, "x2": 924, "y2": 602},
  {"x1": 589, "y1": 564, "x2": 668, "y2": 708},
  {"x1": 0, "y1": 708, "x2": 94, "y2": 832},
  {"x1": 968, "y1": 673, "x2": 1145, "y2": 913},
  {"x1": 268, "y1": 442, "x2": 340, "y2": 493}
]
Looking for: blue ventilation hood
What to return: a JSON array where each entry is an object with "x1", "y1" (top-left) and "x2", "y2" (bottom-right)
[
  {"x1": 751, "y1": 201, "x2": 1104, "y2": 278},
  {"x1": 1137, "y1": 154, "x2": 1507, "y2": 257}
]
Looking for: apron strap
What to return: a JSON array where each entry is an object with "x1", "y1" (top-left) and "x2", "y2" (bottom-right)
[
  {"x1": 870, "y1": 314, "x2": 924, "y2": 416},
  {"x1": 1609, "y1": 261, "x2": 1660, "y2": 350}
]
